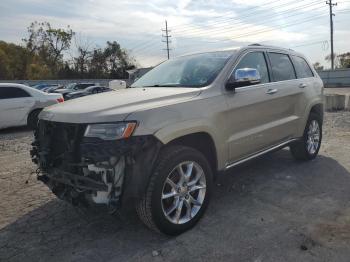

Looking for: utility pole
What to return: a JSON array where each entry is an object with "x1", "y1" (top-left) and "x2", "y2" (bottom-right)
[
  {"x1": 326, "y1": 0, "x2": 337, "y2": 70},
  {"x1": 162, "y1": 20, "x2": 172, "y2": 59}
]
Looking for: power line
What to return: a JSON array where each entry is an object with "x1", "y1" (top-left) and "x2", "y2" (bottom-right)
[
  {"x1": 135, "y1": 12, "x2": 325, "y2": 56},
  {"x1": 134, "y1": 8, "x2": 349, "y2": 57},
  {"x1": 291, "y1": 40, "x2": 329, "y2": 50},
  {"x1": 174, "y1": 12, "x2": 335, "y2": 51},
  {"x1": 128, "y1": 0, "x2": 290, "y2": 51},
  {"x1": 173, "y1": 0, "x2": 319, "y2": 34},
  {"x1": 171, "y1": 0, "x2": 286, "y2": 31},
  {"x1": 173, "y1": 1, "x2": 324, "y2": 39},
  {"x1": 130, "y1": 8, "x2": 349, "y2": 59},
  {"x1": 180, "y1": 15, "x2": 324, "y2": 46}
]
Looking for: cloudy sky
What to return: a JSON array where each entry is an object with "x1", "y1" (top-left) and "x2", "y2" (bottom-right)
[{"x1": 0, "y1": 0, "x2": 350, "y2": 68}]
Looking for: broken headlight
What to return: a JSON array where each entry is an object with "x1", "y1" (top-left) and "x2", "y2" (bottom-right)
[{"x1": 84, "y1": 122, "x2": 137, "y2": 140}]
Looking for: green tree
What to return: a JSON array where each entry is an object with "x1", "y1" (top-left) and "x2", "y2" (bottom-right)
[
  {"x1": 0, "y1": 41, "x2": 32, "y2": 80},
  {"x1": 313, "y1": 62, "x2": 324, "y2": 71},
  {"x1": 23, "y1": 21, "x2": 74, "y2": 75},
  {"x1": 89, "y1": 48, "x2": 107, "y2": 78},
  {"x1": 338, "y1": 52, "x2": 350, "y2": 68},
  {"x1": 103, "y1": 41, "x2": 136, "y2": 78},
  {"x1": 0, "y1": 22, "x2": 137, "y2": 80}
]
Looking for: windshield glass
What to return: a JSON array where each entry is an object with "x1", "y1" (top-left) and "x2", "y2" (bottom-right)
[
  {"x1": 131, "y1": 51, "x2": 233, "y2": 88},
  {"x1": 65, "y1": 83, "x2": 77, "y2": 89}
]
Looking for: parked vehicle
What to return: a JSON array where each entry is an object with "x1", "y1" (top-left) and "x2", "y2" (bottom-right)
[
  {"x1": 0, "y1": 83, "x2": 64, "y2": 129},
  {"x1": 52, "y1": 83, "x2": 96, "y2": 98},
  {"x1": 42, "y1": 85, "x2": 63, "y2": 93},
  {"x1": 109, "y1": 80, "x2": 127, "y2": 90},
  {"x1": 31, "y1": 45, "x2": 324, "y2": 235},
  {"x1": 65, "y1": 86, "x2": 112, "y2": 100},
  {"x1": 32, "y1": 83, "x2": 61, "y2": 91}
]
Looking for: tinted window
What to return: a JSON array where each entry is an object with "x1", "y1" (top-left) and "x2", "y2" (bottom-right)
[
  {"x1": 234, "y1": 52, "x2": 269, "y2": 84},
  {"x1": 292, "y1": 55, "x2": 314, "y2": 78},
  {"x1": 76, "y1": 84, "x2": 94, "y2": 90},
  {"x1": 268, "y1": 53, "x2": 296, "y2": 82},
  {"x1": 0, "y1": 86, "x2": 31, "y2": 99}
]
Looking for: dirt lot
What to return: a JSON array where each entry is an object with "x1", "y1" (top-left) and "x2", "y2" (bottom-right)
[{"x1": 1, "y1": 111, "x2": 350, "y2": 262}]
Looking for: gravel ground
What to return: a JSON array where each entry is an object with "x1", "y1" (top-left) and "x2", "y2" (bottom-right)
[{"x1": 1, "y1": 112, "x2": 350, "y2": 262}]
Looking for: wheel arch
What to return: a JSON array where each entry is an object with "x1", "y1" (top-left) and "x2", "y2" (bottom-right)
[
  {"x1": 309, "y1": 103, "x2": 324, "y2": 123},
  {"x1": 165, "y1": 132, "x2": 218, "y2": 174},
  {"x1": 297, "y1": 101, "x2": 324, "y2": 136},
  {"x1": 26, "y1": 108, "x2": 43, "y2": 126}
]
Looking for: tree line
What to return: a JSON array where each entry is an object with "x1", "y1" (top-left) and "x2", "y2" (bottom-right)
[
  {"x1": 1, "y1": 21, "x2": 350, "y2": 80},
  {"x1": 313, "y1": 52, "x2": 350, "y2": 71},
  {"x1": 0, "y1": 22, "x2": 137, "y2": 80}
]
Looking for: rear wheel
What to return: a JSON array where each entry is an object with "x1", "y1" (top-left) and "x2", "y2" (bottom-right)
[
  {"x1": 136, "y1": 145, "x2": 213, "y2": 235},
  {"x1": 290, "y1": 112, "x2": 322, "y2": 160},
  {"x1": 27, "y1": 109, "x2": 42, "y2": 129}
]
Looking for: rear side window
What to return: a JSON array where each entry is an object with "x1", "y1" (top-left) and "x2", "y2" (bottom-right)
[
  {"x1": 234, "y1": 52, "x2": 270, "y2": 84},
  {"x1": 268, "y1": 53, "x2": 296, "y2": 82},
  {"x1": 292, "y1": 55, "x2": 314, "y2": 78},
  {"x1": 0, "y1": 86, "x2": 31, "y2": 99},
  {"x1": 76, "y1": 83, "x2": 94, "y2": 90}
]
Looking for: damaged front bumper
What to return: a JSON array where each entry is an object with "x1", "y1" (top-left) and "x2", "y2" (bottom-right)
[{"x1": 31, "y1": 120, "x2": 162, "y2": 210}]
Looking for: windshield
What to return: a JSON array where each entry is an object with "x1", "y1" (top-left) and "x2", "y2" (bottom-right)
[
  {"x1": 131, "y1": 51, "x2": 233, "y2": 88},
  {"x1": 65, "y1": 83, "x2": 76, "y2": 89}
]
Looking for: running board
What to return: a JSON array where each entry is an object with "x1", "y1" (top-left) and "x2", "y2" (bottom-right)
[{"x1": 225, "y1": 138, "x2": 299, "y2": 170}]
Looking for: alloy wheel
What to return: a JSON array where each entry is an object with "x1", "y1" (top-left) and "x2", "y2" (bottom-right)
[
  {"x1": 306, "y1": 120, "x2": 320, "y2": 155},
  {"x1": 161, "y1": 161, "x2": 207, "y2": 224}
]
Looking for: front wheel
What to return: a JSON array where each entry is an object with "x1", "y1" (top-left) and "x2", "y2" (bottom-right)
[
  {"x1": 290, "y1": 112, "x2": 322, "y2": 161},
  {"x1": 136, "y1": 145, "x2": 213, "y2": 235}
]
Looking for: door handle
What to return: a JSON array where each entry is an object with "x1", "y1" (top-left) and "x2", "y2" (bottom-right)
[
  {"x1": 266, "y1": 88, "x2": 278, "y2": 95},
  {"x1": 299, "y1": 83, "x2": 307, "y2": 88}
]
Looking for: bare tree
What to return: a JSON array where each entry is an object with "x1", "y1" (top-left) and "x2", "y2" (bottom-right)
[{"x1": 72, "y1": 33, "x2": 93, "y2": 76}]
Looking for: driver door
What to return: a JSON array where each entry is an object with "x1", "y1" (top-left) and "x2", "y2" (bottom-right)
[{"x1": 225, "y1": 51, "x2": 283, "y2": 163}]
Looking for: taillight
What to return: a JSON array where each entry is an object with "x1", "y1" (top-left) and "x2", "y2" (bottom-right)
[{"x1": 57, "y1": 97, "x2": 64, "y2": 103}]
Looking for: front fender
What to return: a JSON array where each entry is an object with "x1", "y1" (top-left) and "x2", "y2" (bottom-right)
[{"x1": 154, "y1": 119, "x2": 227, "y2": 170}]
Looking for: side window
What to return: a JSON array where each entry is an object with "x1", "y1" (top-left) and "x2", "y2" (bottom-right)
[
  {"x1": 292, "y1": 55, "x2": 314, "y2": 78},
  {"x1": 0, "y1": 86, "x2": 31, "y2": 99},
  {"x1": 234, "y1": 52, "x2": 270, "y2": 84},
  {"x1": 268, "y1": 53, "x2": 296, "y2": 82}
]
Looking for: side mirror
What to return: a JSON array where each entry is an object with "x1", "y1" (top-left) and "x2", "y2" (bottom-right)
[{"x1": 225, "y1": 68, "x2": 261, "y2": 90}]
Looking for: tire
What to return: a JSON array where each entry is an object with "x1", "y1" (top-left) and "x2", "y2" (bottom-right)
[
  {"x1": 136, "y1": 145, "x2": 213, "y2": 235},
  {"x1": 27, "y1": 109, "x2": 42, "y2": 129},
  {"x1": 290, "y1": 112, "x2": 322, "y2": 161}
]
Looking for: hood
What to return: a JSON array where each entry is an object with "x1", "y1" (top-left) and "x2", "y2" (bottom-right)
[{"x1": 40, "y1": 87, "x2": 201, "y2": 123}]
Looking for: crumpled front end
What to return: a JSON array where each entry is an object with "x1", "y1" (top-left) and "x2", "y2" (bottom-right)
[{"x1": 31, "y1": 120, "x2": 162, "y2": 211}]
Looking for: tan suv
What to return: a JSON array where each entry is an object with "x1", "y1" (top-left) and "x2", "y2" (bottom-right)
[{"x1": 31, "y1": 45, "x2": 324, "y2": 235}]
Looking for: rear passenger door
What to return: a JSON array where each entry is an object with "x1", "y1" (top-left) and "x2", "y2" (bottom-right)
[
  {"x1": 0, "y1": 86, "x2": 35, "y2": 128},
  {"x1": 290, "y1": 55, "x2": 315, "y2": 126}
]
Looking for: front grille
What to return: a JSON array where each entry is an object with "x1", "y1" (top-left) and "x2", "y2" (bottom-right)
[{"x1": 36, "y1": 120, "x2": 86, "y2": 172}]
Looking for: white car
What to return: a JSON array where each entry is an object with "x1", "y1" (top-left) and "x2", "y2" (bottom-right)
[{"x1": 0, "y1": 83, "x2": 64, "y2": 129}]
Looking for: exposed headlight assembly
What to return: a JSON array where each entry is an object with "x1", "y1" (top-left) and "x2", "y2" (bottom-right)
[{"x1": 84, "y1": 122, "x2": 137, "y2": 140}]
